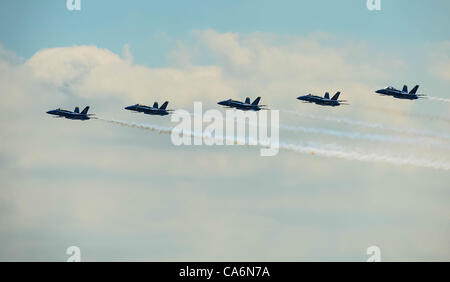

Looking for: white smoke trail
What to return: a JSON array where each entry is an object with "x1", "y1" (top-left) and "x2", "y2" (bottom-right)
[
  {"x1": 426, "y1": 96, "x2": 450, "y2": 103},
  {"x1": 96, "y1": 118, "x2": 173, "y2": 134},
  {"x1": 280, "y1": 124, "x2": 450, "y2": 151},
  {"x1": 282, "y1": 110, "x2": 450, "y2": 140},
  {"x1": 96, "y1": 118, "x2": 450, "y2": 171}
]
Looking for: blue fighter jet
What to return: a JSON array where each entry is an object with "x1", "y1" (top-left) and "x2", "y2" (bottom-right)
[{"x1": 46, "y1": 106, "x2": 93, "y2": 120}]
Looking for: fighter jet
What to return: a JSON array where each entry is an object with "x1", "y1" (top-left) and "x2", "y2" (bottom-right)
[
  {"x1": 124, "y1": 101, "x2": 172, "y2": 116},
  {"x1": 46, "y1": 106, "x2": 93, "y2": 120},
  {"x1": 217, "y1": 97, "x2": 266, "y2": 111},
  {"x1": 297, "y1": 92, "x2": 346, "y2": 107},
  {"x1": 375, "y1": 85, "x2": 425, "y2": 100}
]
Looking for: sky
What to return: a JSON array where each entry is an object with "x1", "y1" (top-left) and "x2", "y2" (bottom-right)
[{"x1": 0, "y1": 0, "x2": 449, "y2": 261}]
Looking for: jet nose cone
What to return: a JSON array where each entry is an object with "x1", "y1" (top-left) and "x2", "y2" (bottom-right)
[
  {"x1": 218, "y1": 101, "x2": 226, "y2": 105},
  {"x1": 124, "y1": 106, "x2": 131, "y2": 110}
]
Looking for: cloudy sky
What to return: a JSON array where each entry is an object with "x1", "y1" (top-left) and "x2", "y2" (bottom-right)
[{"x1": 0, "y1": 0, "x2": 449, "y2": 261}]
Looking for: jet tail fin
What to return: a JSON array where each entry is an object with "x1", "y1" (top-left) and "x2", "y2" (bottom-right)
[
  {"x1": 74, "y1": 107, "x2": 80, "y2": 113},
  {"x1": 331, "y1": 92, "x2": 341, "y2": 100},
  {"x1": 245, "y1": 97, "x2": 251, "y2": 104},
  {"x1": 324, "y1": 92, "x2": 330, "y2": 99},
  {"x1": 409, "y1": 85, "x2": 419, "y2": 95},
  {"x1": 81, "y1": 106, "x2": 89, "y2": 115},
  {"x1": 153, "y1": 102, "x2": 159, "y2": 109},
  {"x1": 402, "y1": 85, "x2": 408, "y2": 93},
  {"x1": 160, "y1": 101, "x2": 169, "y2": 110},
  {"x1": 252, "y1": 97, "x2": 261, "y2": 105}
]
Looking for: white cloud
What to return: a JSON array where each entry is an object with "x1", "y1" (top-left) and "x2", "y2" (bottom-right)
[
  {"x1": 428, "y1": 41, "x2": 450, "y2": 82},
  {"x1": 0, "y1": 32, "x2": 449, "y2": 261}
]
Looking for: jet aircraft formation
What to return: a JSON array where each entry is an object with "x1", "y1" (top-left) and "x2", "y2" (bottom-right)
[{"x1": 46, "y1": 84, "x2": 426, "y2": 119}]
